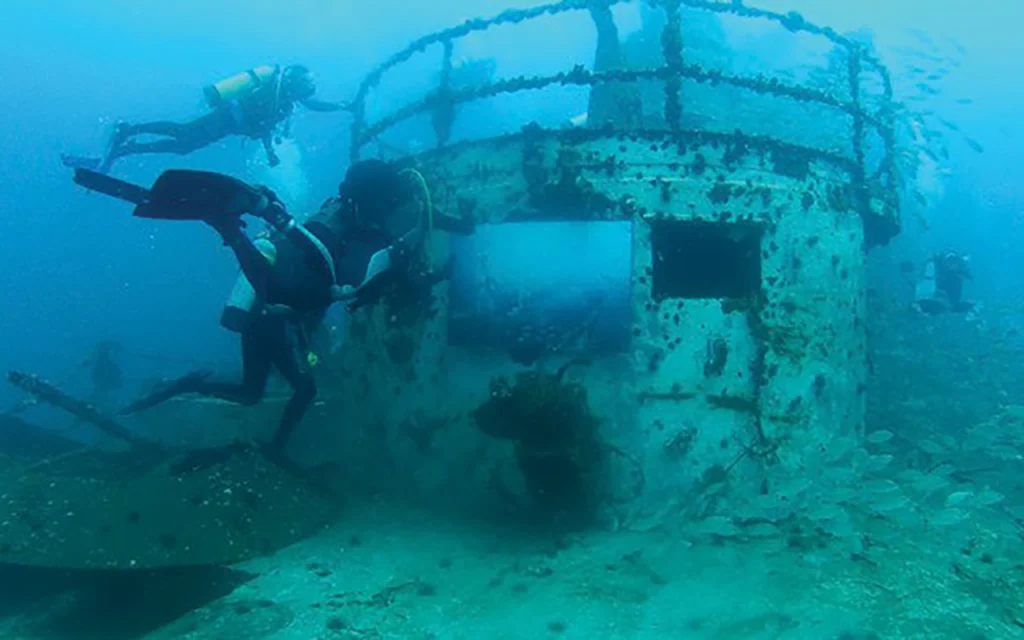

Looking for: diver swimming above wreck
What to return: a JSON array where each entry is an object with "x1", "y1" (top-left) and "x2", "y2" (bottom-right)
[{"x1": 62, "y1": 64, "x2": 348, "y2": 173}]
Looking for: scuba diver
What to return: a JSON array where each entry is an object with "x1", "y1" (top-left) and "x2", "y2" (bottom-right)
[
  {"x1": 913, "y1": 250, "x2": 975, "y2": 315},
  {"x1": 71, "y1": 159, "x2": 435, "y2": 460},
  {"x1": 62, "y1": 64, "x2": 346, "y2": 174},
  {"x1": 85, "y1": 340, "x2": 123, "y2": 396}
]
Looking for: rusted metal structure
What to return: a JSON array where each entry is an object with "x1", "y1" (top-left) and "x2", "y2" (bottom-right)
[{"x1": 329, "y1": 0, "x2": 902, "y2": 516}]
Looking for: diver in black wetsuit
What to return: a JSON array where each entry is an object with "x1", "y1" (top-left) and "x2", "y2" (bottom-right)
[
  {"x1": 63, "y1": 64, "x2": 346, "y2": 173},
  {"x1": 120, "y1": 159, "x2": 429, "y2": 458},
  {"x1": 913, "y1": 250, "x2": 974, "y2": 315}
]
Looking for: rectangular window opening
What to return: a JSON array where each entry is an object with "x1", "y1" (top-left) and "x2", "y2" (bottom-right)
[
  {"x1": 651, "y1": 219, "x2": 762, "y2": 300},
  {"x1": 448, "y1": 221, "x2": 634, "y2": 362}
]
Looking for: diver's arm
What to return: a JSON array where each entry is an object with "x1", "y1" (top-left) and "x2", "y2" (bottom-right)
[
  {"x1": 300, "y1": 98, "x2": 348, "y2": 113},
  {"x1": 261, "y1": 134, "x2": 280, "y2": 166},
  {"x1": 212, "y1": 222, "x2": 275, "y2": 293},
  {"x1": 345, "y1": 223, "x2": 426, "y2": 309},
  {"x1": 251, "y1": 190, "x2": 338, "y2": 287}
]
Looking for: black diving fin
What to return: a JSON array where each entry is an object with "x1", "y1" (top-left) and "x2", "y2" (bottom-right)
[
  {"x1": 72, "y1": 168, "x2": 267, "y2": 221},
  {"x1": 119, "y1": 370, "x2": 212, "y2": 416},
  {"x1": 134, "y1": 170, "x2": 266, "y2": 220},
  {"x1": 73, "y1": 168, "x2": 152, "y2": 205}
]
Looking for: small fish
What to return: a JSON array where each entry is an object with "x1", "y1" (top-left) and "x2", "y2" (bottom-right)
[
  {"x1": 947, "y1": 39, "x2": 967, "y2": 56},
  {"x1": 865, "y1": 479, "x2": 900, "y2": 494},
  {"x1": 975, "y1": 489, "x2": 1004, "y2": 507},
  {"x1": 775, "y1": 478, "x2": 813, "y2": 500},
  {"x1": 866, "y1": 454, "x2": 894, "y2": 473},
  {"x1": 956, "y1": 98, "x2": 974, "y2": 105},
  {"x1": 824, "y1": 437, "x2": 857, "y2": 463},
  {"x1": 566, "y1": 112, "x2": 588, "y2": 128},
  {"x1": 911, "y1": 474, "x2": 950, "y2": 495},
  {"x1": 829, "y1": 487, "x2": 859, "y2": 503},
  {"x1": 918, "y1": 440, "x2": 945, "y2": 455},
  {"x1": 938, "y1": 118, "x2": 960, "y2": 132},
  {"x1": 808, "y1": 503, "x2": 847, "y2": 521},
  {"x1": 964, "y1": 137, "x2": 984, "y2": 153},
  {"x1": 906, "y1": 28, "x2": 934, "y2": 45},
  {"x1": 961, "y1": 432, "x2": 990, "y2": 452},
  {"x1": 930, "y1": 508, "x2": 966, "y2": 527},
  {"x1": 897, "y1": 470, "x2": 926, "y2": 483},
  {"x1": 867, "y1": 430, "x2": 895, "y2": 444},
  {"x1": 989, "y1": 445, "x2": 1021, "y2": 460},
  {"x1": 871, "y1": 491, "x2": 910, "y2": 513},
  {"x1": 746, "y1": 523, "x2": 781, "y2": 538},
  {"x1": 695, "y1": 516, "x2": 740, "y2": 537},
  {"x1": 945, "y1": 491, "x2": 973, "y2": 507},
  {"x1": 819, "y1": 515, "x2": 855, "y2": 538}
]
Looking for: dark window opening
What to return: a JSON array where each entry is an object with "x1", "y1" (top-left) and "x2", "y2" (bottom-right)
[{"x1": 651, "y1": 220, "x2": 762, "y2": 300}]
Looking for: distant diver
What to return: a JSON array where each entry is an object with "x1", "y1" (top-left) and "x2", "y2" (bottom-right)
[
  {"x1": 81, "y1": 160, "x2": 435, "y2": 459},
  {"x1": 84, "y1": 340, "x2": 123, "y2": 399},
  {"x1": 913, "y1": 250, "x2": 975, "y2": 315},
  {"x1": 62, "y1": 64, "x2": 347, "y2": 173}
]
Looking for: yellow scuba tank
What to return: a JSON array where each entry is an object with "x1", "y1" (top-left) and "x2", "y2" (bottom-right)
[
  {"x1": 204, "y1": 65, "x2": 279, "y2": 108},
  {"x1": 220, "y1": 237, "x2": 277, "y2": 333}
]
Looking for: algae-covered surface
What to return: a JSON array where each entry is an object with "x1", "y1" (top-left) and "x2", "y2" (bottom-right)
[
  {"x1": 100, "y1": 501, "x2": 1022, "y2": 640},
  {"x1": 0, "y1": 446, "x2": 339, "y2": 570}
]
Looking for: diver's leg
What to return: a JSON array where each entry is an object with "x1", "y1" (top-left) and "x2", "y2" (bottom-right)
[
  {"x1": 189, "y1": 325, "x2": 274, "y2": 405},
  {"x1": 102, "y1": 112, "x2": 233, "y2": 170},
  {"x1": 119, "y1": 370, "x2": 214, "y2": 415},
  {"x1": 266, "y1": 323, "x2": 317, "y2": 453},
  {"x1": 119, "y1": 326, "x2": 272, "y2": 415},
  {"x1": 119, "y1": 121, "x2": 188, "y2": 138}
]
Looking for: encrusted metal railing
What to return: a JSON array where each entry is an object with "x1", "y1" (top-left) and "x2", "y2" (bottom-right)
[{"x1": 348, "y1": 0, "x2": 899, "y2": 235}]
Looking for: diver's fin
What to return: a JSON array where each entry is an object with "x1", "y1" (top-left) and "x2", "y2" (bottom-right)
[
  {"x1": 61, "y1": 154, "x2": 103, "y2": 171},
  {"x1": 72, "y1": 168, "x2": 151, "y2": 205},
  {"x1": 119, "y1": 370, "x2": 212, "y2": 416},
  {"x1": 134, "y1": 170, "x2": 265, "y2": 221}
]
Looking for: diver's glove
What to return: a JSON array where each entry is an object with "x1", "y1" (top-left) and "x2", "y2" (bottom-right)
[
  {"x1": 345, "y1": 246, "x2": 409, "y2": 311},
  {"x1": 251, "y1": 186, "x2": 294, "y2": 231}
]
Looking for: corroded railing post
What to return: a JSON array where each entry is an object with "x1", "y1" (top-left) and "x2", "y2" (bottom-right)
[
  {"x1": 432, "y1": 39, "x2": 456, "y2": 147},
  {"x1": 877, "y1": 65, "x2": 898, "y2": 197},
  {"x1": 662, "y1": 0, "x2": 684, "y2": 131},
  {"x1": 847, "y1": 45, "x2": 868, "y2": 210},
  {"x1": 349, "y1": 97, "x2": 366, "y2": 163}
]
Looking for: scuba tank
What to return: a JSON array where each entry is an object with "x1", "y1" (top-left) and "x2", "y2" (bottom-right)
[
  {"x1": 914, "y1": 258, "x2": 938, "y2": 305},
  {"x1": 204, "y1": 65, "x2": 279, "y2": 108},
  {"x1": 220, "y1": 237, "x2": 277, "y2": 332}
]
